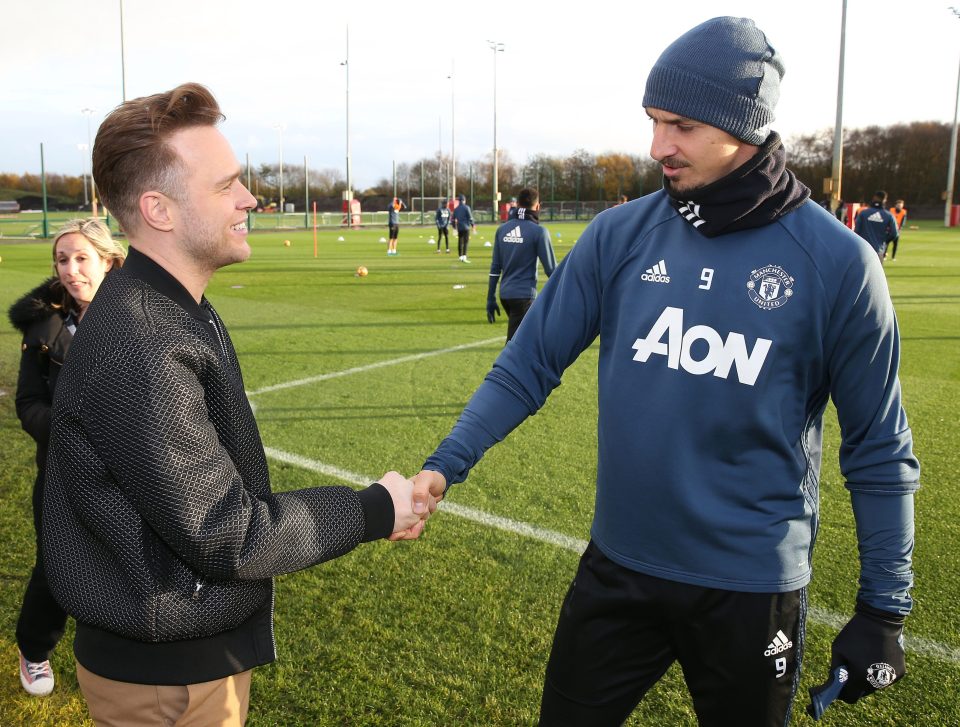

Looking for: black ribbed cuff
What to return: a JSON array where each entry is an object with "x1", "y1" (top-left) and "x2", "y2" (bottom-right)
[
  {"x1": 357, "y1": 482, "x2": 394, "y2": 542},
  {"x1": 855, "y1": 600, "x2": 907, "y2": 626}
]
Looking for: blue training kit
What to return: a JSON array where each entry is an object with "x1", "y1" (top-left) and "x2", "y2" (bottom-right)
[
  {"x1": 424, "y1": 184, "x2": 918, "y2": 617},
  {"x1": 436, "y1": 206, "x2": 451, "y2": 229},
  {"x1": 453, "y1": 201, "x2": 474, "y2": 231},
  {"x1": 489, "y1": 207, "x2": 557, "y2": 299},
  {"x1": 854, "y1": 202, "x2": 899, "y2": 256}
]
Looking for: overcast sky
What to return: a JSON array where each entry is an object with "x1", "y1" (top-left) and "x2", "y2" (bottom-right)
[{"x1": 2, "y1": 0, "x2": 958, "y2": 189}]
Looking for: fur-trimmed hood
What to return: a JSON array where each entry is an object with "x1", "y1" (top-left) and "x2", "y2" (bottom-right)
[{"x1": 8, "y1": 277, "x2": 62, "y2": 334}]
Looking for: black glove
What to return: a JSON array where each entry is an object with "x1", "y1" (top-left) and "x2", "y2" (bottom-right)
[
  {"x1": 486, "y1": 274, "x2": 501, "y2": 324},
  {"x1": 806, "y1": 665, "x2": 849, "y2": 720},
  {"x1": 830, "y1": 602, "x2": 906, "y2": 705}
]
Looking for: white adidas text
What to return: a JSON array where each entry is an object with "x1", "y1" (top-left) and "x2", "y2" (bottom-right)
[
  {"x1": 764, "y1": 629, "x2": 794, "y2": 656},
  {"x1": 641, "y1": 259, "x2": 670, "y2": 283},
  {"x1": 503, "y1": 225, "x2": 523, "y2": 243}
]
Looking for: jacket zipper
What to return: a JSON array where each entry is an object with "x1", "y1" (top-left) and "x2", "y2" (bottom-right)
[
  {"x1": 207, "y1": 304, "x2": 276, "y2": 658},
  {"x1": 207, "y1": 308, "x2": 230, "y2": 361}
]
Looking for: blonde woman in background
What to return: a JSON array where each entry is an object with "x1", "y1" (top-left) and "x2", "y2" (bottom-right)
[{"x1": 8, "y1": 218, "x2": 125, "y2": 696}]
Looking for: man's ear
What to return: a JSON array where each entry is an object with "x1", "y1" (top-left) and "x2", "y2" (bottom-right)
[{"x1": 139, "y1": 191, "x2": 175, "y2": 233}]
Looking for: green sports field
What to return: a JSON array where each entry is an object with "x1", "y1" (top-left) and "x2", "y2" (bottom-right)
[{"x1": 0, "y1": 220, "x2": 957, "y2": 726}]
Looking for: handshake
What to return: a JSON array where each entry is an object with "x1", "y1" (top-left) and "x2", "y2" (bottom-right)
[{"x1": 375, "y1": 469, "x2": 448, "y2": 541}]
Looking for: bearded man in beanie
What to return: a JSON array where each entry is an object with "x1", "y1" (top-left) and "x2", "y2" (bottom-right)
[{"x1": 407, "y1": 17, "x2": 918, "y2": 725}]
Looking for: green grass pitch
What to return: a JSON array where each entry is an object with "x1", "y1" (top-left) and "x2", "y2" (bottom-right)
[{"x1": 0, "y1": 219, "x2": 957, "y2": 725}]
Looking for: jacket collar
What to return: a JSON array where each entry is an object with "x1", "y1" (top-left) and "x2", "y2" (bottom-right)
[
  {"x1": 665, "y1": 132, "x2": 810, "y2": 238},
  {"x1": 514, "y1": 207, "x2": 539, "y2": 223},
  {"x1": 122, "y1": 247, "x2": 209, "y2": 321},
  {"x1": 8, "y1": 277, "x2": 63, "y2": 333}
]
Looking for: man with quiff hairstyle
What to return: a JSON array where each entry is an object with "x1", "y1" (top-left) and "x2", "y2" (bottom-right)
[{"x1": 44, "y1": 83, "x2": 431, "y2": 726}]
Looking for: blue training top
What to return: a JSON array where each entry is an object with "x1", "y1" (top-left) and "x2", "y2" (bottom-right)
[
  {"x1": 854, "y1": 202, "x2": 899, "y2": 255},
  {"x1": 436, "y1": 206, "x2": 451, "y2": 229},
  {"x1": 489, "y1": 207, "x2": 557, "y2": 299},
  {"x1": 425, "y1": 193, "x2": 919, "y2": 615},
  {"x1": 453, "y1": 202, "x2": 474, "y2": 231},
  {"x1": 388, "y1": 205, "x2": 401, "y2": 226}
]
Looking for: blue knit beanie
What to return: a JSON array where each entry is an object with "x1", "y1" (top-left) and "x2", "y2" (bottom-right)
[{"x1": 642, "y1": 17, "x2": 784, "y2": 145}]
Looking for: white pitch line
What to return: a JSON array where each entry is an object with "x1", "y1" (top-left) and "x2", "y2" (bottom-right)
[
  {"x1": 248, "y1": 336, "x2": 503, "y2": 397},
  {"x1": 263, "y1": 446, "x2": 959, "y2": 664}
]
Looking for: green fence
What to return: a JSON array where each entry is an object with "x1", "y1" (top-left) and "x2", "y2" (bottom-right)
[
  {"x1": 0, "y1": 211, "x2": 120, "y2": 239},
  {"x1": 0, "y1": 202, "x2": 618, "y2": 240}
]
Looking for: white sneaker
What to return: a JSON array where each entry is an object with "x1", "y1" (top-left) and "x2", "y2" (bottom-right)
[
  {"x1": 462, "y1": 257, "x2": 471, "y2": 264},
  {"x1": 19, "y1": 650, "x2": 54, "y2": 696}
]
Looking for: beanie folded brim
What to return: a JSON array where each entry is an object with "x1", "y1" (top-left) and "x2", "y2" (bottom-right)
[{"x1": 643, "y1": 65, "x2": 773, "y2": 145}]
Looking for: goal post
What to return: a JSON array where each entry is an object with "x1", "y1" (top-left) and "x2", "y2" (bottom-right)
[{"x1": 410, "y1": 196, "x2": 449, "y2": 215}]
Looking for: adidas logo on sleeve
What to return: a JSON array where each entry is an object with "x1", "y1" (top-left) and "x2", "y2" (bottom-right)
[{"x1": 641, "y1": 260, "x2": 670, "y2": 283}]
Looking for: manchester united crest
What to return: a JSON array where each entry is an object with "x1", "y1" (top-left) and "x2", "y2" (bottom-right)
[
  {"x1": 866, "y1": 662, "x2": 897, "y2": 689},
  {"x1": 747, "y1": 264, "x2": 794, "y2": 310}
]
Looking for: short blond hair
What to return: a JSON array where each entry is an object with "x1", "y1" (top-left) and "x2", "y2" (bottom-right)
[{"x1": 51, "y1": 218, "x2": 127, "y2": 311}]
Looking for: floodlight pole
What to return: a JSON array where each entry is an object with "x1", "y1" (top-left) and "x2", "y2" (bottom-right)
[
  {"x1": 119, "y1": 0, "x2": 127, "y2": 102},
  {"x1": 40, "y1": 144, "x2": 49, "y2": 238},
  {"x1": 82, "y1": 108, "x2": 97, "y2": 215},
  {"x1": 488, "y1": 40, "x2": 504, "y2": 223},
  {"x1": 274, "y1": 123, "x2": 285, "y2": 215},
  {"x1": 830, "y1": 0, "x2": 847, "y2": 214},
  {"x1": 946, "y1": 8, "x2": 960, "y2": 227},
  {"x1": 78, "y1": 143, "x2": 89, "y2": 206},
  {"x1": 342, "y1": 25, "x2": 352, "y2": 203},
  {"x1": 449, "y1": 59, "x2": 456, "y2": 201}
]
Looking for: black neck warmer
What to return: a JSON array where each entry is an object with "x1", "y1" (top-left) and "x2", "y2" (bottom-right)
[
  {"x1": 665, "y1": 132, "x2": 810, "y2": 238},
  {"x1": 515, "y1": 207, "x2": 539, "y2": 223}
]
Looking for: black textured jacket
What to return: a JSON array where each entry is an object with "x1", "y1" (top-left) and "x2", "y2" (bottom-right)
[
  {"x1": 43, "y1": 249, "x2": 394, "y2": 684},
  {"x1": 9, "y1": 278, "x2": 73, "y2": 473}
]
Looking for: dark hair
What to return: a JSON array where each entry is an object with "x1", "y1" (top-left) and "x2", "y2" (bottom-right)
[
  {"x1": 92, "y1": 83, "x2": 224, "y2": 232},
  {"x1": 517, "y1": 187, "x2": 539, "y2": 209},
  {"x1": 873, "y1": 190, "x2": 888, "y2": 203}
]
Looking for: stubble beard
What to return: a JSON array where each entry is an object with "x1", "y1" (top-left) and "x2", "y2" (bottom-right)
[
  {"x1": 662, "y1": 176, "x2": 701, "y2": 198},
  {"x1": 659, "y1": 156, "x2": 696, "y2": 197},
  {"x1": 179, "y1": 204, "x2": 249, "y2": 273}
]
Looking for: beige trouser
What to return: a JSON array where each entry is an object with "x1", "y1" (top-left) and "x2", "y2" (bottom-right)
[{"x1": 76, "y1": 661, "x2": 252, "y2": 727}]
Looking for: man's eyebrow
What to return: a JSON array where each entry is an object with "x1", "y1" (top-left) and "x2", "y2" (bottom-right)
[
  {"x1": 214, "y1": 168, "x2": 242, "y2": 187},
  {"x1": 648, "y1": 114, "x2": 698, "y2": 125}
]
